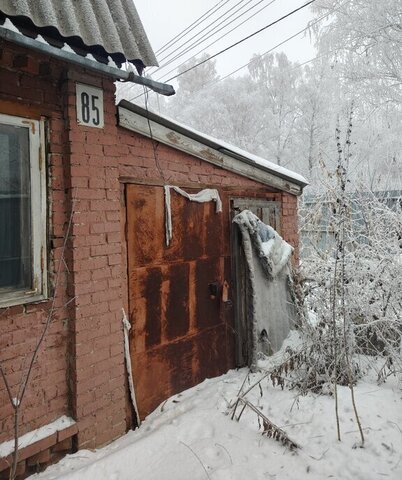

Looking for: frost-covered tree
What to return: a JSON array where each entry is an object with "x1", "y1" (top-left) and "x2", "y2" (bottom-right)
[
  {"x1": 134, "y1": 0, "x2": 401, "y2": 192},
  {"x1": 170, "y1": 75, "x2": 263, "y2": 154},
  {"x1": 298, "y1": 111, "x2": 402, "y2": 418},
  {"x1": 176, "y1": 53, "x2": 219, "y2": 98},
  {"x1": 294, "y1": 60, "x2": 341, "y2": 184},
  {"x1": 304, "y1": 0, "x2": 402, "y2": 190},
  {"x1": 248, "y1": 52, "x2": 302, "y2": 167},
  {"x1": 311, "y1": 0, "x2": 402, "y2": 105}
]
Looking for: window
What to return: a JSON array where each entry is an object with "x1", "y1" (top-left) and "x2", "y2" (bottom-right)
[{"x1": 0, "y1": 113, "x2": 47, "y2": 307}]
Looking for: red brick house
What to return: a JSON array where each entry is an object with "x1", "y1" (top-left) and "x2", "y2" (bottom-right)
[{"x1": 0, "y1": 1, "x2": 307, "y2": 477}]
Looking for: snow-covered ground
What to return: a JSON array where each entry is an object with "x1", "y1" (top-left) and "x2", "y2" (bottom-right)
[{"x1": 32, "y1": 353, "x2": 402, "y2": 480}]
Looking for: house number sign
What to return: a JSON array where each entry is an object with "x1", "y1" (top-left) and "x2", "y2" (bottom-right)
[{"x1": 76, "y1": 83, "x2": 104, "y2": 128}]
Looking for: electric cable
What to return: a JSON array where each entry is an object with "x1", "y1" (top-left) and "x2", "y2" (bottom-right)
[
  {"x1": 156, "y1": 0, "x2": 254, "y2": 66},
  {"x1": 164, "y1": 0, "x2": 316, "y2": 83},
  {"x1": 190, "y1": 0, "x2": 351, "y2": 93},
  {"x1": 127, "y1": 0, "x2": 316, "y2": 102},
  {"x1": 155, "y1": 0, "x2": 231, "y2": 56},
  {"x1": 155, "y1": 0, "x2": 279, "y2": 83},
  {"x1": 155, "y1": 0, "x2": 278, "y2": 77}
]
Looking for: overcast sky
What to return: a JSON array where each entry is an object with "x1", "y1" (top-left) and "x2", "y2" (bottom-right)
[{"x1": 134, "y1": 0, "x2": 316, "y2": 82}]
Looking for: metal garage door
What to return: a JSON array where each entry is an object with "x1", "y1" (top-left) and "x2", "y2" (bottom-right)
[{"x1": 126, "y1": 184, "x2": 228, "y2": 419}]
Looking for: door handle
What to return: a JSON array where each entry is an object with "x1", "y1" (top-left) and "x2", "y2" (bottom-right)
[{"x1": 208, "y1": 282, "x2": 220, "y2": 299}]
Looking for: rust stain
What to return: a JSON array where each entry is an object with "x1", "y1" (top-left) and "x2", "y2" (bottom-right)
[
  {"x1": 165, "y1": 263, "x2": 189, "y2": 340},
  {"x1": 126, "y1": 185, "x2": 164, "y2": 267},
  {"x1": 132, "y1": 348, "x2": 172, "y2": 419},
  {"x1": 127, "y1": 184, "x2": 291, "y2": 418},
  {"x1": 129, "y1": 269, "x2": 148, "y2": 354},
  {"x1": 195, "y1": 257, "x2": 222, "y2": 330},
  {"x1": 182, "y1": 199, "x2": 203, "y2": 260},
  {"x1": 144, "y1": 267, "x2": 162, "y2": 348},
  {"x1": 133, "y1": 198, "x2": 146, "y2": 208},
  {"x1": 167, "y1": 338, "x2": 194, "y2": 395},
  {"x1": 195, "y1": 327, "x2": 227, "y2": 384},
  {"x1": 188, "y1": 261, "x2": 197, "y2": 333},
  {"x1": 160, "y1": 266, "x2": 169, "y2": 343},
  {"x1": 131, "y1": 329, "x2": 229, "y2": 420},
  {"x1": 127, "y1": 184, "x2": 230, "y2": 420},
  {"x1": 22, "y1": 119, "x2": 36, "y2": 134},
  {"x1": 204, "y1": 201, "x2": 222, "y2": 257}
]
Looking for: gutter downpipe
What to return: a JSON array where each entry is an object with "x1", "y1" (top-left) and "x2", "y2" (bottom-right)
[{"x1": 0, "y1": 26, "x2": 175, "y2": 96}]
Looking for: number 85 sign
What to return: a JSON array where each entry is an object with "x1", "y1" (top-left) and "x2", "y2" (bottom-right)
[{"x1": 76, "y1": 83, "x2": 104, "y2": 128}]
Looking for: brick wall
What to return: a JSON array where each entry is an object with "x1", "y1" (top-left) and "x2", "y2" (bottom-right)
[
  {"x1": 116, "y1": 127, "x2": 299, "y2": 251},
  {"x1": 63, "y1": 71, "x2": 126, "y2": 449},
  {"x1": 117, "y1": 129, "x2": 276, "y2": 188},
  {"x1": 0, "y1": 38, "x2": 301, "y2": 462},
  {"x1": 0, "y1": 42, "x2": 71, "y2": 445},
  {"x1": 0, "y1": 41, "x2": 128, "y2": 453},
  {"x1": 282, "y1": 193, "x2": 300, "y2": 262}
]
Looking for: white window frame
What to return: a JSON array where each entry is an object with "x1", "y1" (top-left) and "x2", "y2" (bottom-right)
[{"x1": 0, "y1": 113, "x2": 47, "y2": 307}]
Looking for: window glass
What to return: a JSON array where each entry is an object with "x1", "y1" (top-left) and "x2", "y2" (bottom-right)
[{"x1": 0, "y1": 124, "x2": 32, "y2": 290}]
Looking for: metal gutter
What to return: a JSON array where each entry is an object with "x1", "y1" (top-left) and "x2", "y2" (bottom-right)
[{"x1": 0, "y1": 26, "x2": 175, "y2": 96}]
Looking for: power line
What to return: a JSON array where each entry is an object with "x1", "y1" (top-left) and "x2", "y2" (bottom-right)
[
  {"x1": 165, "y1": 0, "x2": 316, "y2": 83},
  {"x1": 212, "y1": 21, "x2": 323, "y2": 85},
  {"x1": 155, "y1": 0, "x2": 278, "y2": 79},
  {"x1": 156, "y1": 0, "x2": 266, "y2": 71},
  {"x1": 156, "y1": 0, "x2": 254, "y2": 66},
  {"x1": 127, "y1": 0, "x2": 316, "y2": 102},
  {"x1": 193, "y1": 0, "x2": 351, "y2": 92},
  {"x1": 155, "y1": 0, "x2": 230, "y2": 56},
  {"x1": 155, "y1": 0, "x2": 279, "y2": 83}
]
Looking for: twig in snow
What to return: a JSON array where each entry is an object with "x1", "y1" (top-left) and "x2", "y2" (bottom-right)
[
  {"x1": 215, "y1": 443, "x2": 233, "y2": 465},
  {"x1": 179, "y1": 441, "x2": 211, "y2": 480},
  {"x1": 230, "y1": 371, "x2": 250, "y2": 420},
  {"x1": 387, "y1": 421, "x2": 402, "y2": 434},
  {"x1": 236, "y1": 398, "x2": 299, "y2": 451},
  {"x1": 160, "y1": 399, "x2": 169, "y2": 412},
  {"x1": 306, "y1": 448, "x2": 329, "y2": 461}
]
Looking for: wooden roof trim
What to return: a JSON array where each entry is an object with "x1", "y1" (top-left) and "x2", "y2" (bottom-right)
[{"x1": 118, "y1": 105, "x2": 304, "y2": 196}]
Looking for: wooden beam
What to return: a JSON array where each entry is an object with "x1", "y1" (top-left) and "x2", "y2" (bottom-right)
[{"x1": 118, "y1": 107, "x2": 303, "y2": 196}]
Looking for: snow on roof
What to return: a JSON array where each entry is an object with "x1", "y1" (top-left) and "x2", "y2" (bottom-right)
[
  {"x1": 0, "y1": 416, "x2": 75, "y2": 458},
  {"x1": 0, "y1": 0, "x2": 157, "y2": 66},
  {"x1": 180, "y1": 119, "x2": 309, "y2": 187},
  {"x1": 118, "y1": 100, "x2": 308, "y2": 189}
]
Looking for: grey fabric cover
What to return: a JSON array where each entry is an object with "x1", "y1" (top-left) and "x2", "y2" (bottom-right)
[{"x1": 233, "y1": 210, "x2": 298, "y2": 369}]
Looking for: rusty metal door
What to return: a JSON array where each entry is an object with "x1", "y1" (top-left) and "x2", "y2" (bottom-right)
[
  {"x1": 126, "y1": 184, "x2": 226, "y2": 419},
  {"x1": 231, "y1": 198, "x2": 281, "y2": 366}
]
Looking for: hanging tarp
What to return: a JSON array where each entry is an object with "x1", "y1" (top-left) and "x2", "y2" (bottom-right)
[
  {"x1": 233, "y1": 210, "x2": 297, "y2": 369},
  {"x1": 164, "y1": 185, "x2": 222, "y2": 246}
]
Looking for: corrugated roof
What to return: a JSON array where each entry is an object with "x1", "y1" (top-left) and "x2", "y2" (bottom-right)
[{"x1": 0, "y1": 0, "x2": 157, "y2": 66}]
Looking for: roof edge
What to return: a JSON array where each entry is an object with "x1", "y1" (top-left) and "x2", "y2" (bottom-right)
[
  {"x1": 0, "y1": 0, "x2": 158, "y2": 67},
  {"x1": 0, "y1": 25, "x2": 174, "y2": 96},
  {"x1": 118, "y1": 100, "x2": 308, "y2": 192},
  {"x1": 118, "y1": 101, "x2": 308, "y2": 195}
]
